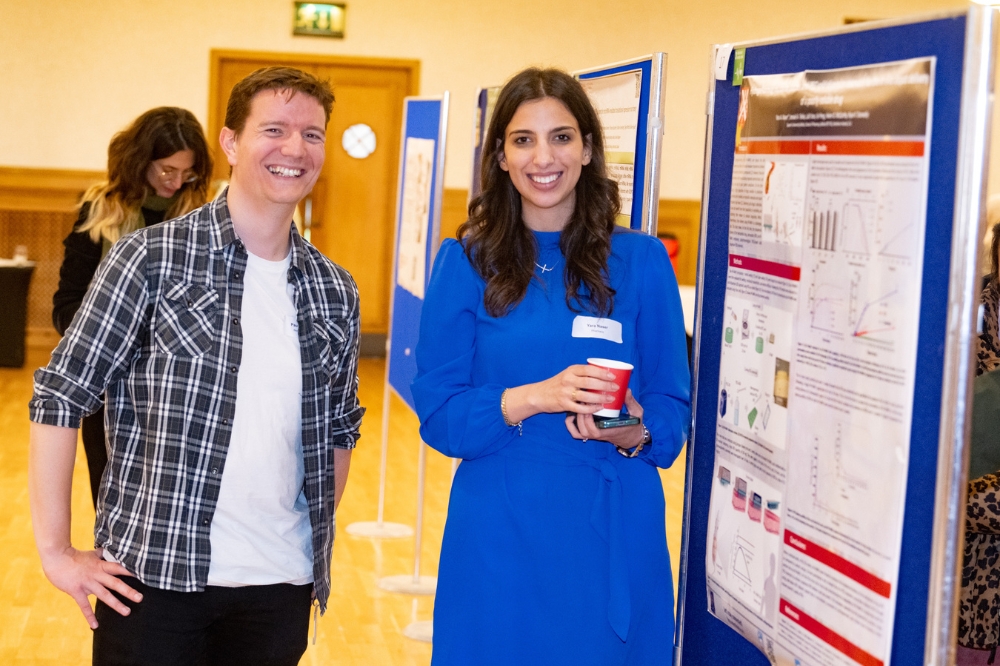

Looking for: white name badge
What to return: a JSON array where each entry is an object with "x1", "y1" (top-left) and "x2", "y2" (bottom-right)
[{"x1": 571, "y1": 316, "x2": 623, "y2": 344}]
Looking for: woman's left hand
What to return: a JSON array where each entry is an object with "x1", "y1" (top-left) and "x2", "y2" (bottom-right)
[{"x1": 565, "y1": 389, "x2": 646, "y2": 452}]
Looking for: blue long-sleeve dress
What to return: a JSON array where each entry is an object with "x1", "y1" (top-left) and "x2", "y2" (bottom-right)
[{"x1": 412, "y1": 228, "x2": 691, "y2": 665}]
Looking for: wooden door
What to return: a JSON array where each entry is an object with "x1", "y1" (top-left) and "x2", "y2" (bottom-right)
[{"x1": 208, "y1": 51, "x2": 420, "y2": 350}]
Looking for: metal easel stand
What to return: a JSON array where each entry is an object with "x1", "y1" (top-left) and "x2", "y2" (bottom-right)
[
  {"x1": 376, "y1": 440, "x2": 437, "y2": 595},
  {"x1": 345, "y1": 381, "x2": 414, "y2": 539},
  {"x1": 403, "y1": 599, "x2": 434, "y2": 643},
  {"x1": 403, "y1": 621, "x2": 433, "y2": 642},
  {"x1": 398, "y1": 457, "x2": 458, "y2": 644}
]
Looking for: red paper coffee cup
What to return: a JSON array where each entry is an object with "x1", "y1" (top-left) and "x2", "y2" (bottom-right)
[{"x1": 587, "y1": 358, "x2": 633, "y2": 418}]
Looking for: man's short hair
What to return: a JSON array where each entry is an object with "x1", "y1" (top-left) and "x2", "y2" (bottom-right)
[{"x1": 224, "y1": 66, "x2": 335, "y2": 135}]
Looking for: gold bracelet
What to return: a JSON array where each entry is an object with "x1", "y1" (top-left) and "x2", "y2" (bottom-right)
[{"x1": 501, "y1": 388, "x2": 523, "y2": 436}]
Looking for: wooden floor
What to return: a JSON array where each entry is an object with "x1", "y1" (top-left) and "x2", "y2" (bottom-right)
[{"x1": 0, "y1": 346, "x2": 688, "y2": 665}]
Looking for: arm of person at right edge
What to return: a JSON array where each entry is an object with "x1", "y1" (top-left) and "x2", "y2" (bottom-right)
[
  {"x1": 52, "y1": 203, "x2": 101, "y2": 335},
  {"x1": 29, "y1": 230, "x2": 153, "y2": 627},
  {"x1": 29, "y1": 423, "x2": 141, "y2": 629},
  {"x1": 411, "y1": 239, "x2": 617, "y2": 461},
  {"x1": 966, "y1": 472, "x2": 1000, "y2": 535}
]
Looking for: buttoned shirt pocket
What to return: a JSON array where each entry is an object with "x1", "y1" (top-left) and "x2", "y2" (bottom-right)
[{"x1": 154, "y1": 280, "x2": 220, "y2": 357}]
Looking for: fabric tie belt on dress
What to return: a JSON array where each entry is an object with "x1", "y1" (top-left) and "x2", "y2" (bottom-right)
[{"x1": 503, "y1": 446, "x2": 631, "y2": 642}]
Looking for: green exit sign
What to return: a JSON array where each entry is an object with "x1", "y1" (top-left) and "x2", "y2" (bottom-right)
[{"x1": 293, "y1": 3, "x2": 346, "y2": 38}]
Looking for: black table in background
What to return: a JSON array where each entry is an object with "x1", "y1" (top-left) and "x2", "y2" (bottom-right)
[{"x1": 0, "y1": 261, "x2": 36, "y2": 367}]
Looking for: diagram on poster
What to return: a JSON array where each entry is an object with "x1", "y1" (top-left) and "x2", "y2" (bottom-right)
[
  {"x1": 708, "y1": 461, "x2": 784, "y2": 625},
  {"x1": 706, "y1": 57, "x2": 933, "y2": 666},
  {"x1": 718, "y1": 296, "x2": 791, "y2": 449},
  {"x1": 397, "y1": 137, "x2": 435, "y2": 298},
  {"x1": 809, "y1": 422, "x2": 875, "y2": 531},
  {"x1": 762, "y1": 159, "x2": 808, "y2": 247}
]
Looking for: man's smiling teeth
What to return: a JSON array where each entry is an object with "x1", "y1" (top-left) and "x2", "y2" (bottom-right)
[
  {"x1": 268, "y1": 166, "x2": 303, "y2": 177},
  {"x1": 530, "y1": 173, "x2": 559, "y2": 185}
]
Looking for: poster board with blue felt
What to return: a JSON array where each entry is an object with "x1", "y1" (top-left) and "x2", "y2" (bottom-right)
[
  {"x1": 677, "y1": 10, "x2": 993, "y2": 666},
  {"x1": 387, "y1": 95, "x2": 449, "y2": 411}
]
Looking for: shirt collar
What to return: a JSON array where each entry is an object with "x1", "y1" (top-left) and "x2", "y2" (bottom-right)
[
  {"x1": 209, "y1": 188, "x2": 308, "y2": 279},
  {"x1": 208, "y1": 188, "x2": 240, "y2": 252},
  {"x1": 287, "y1": 220, "x2": 310, "y2": 280}
]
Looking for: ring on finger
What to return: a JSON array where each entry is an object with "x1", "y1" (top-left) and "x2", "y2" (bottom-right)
[{"x1": 571, "y1": 389, "x2": 578, "y2": 401}]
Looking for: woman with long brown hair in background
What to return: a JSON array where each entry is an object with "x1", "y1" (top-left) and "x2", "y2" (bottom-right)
[{"x1": 53, "y1": 106, "x2": 212, "y2": 506}]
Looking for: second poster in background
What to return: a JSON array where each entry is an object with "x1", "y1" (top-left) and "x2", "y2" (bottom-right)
[
  {"x1": 706, "y1": 57, "x2": 934, "y2": 666},
  {"x1": 579, "y1": 70, "x2": 642, "y2": 227}
]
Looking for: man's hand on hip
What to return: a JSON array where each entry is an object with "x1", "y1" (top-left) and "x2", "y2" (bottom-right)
[{"x1": 39, "y1": 546, "x2": 141, "y2": 629}]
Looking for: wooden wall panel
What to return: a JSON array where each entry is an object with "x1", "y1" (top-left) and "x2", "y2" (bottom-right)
[
  {"x1": 0, "y1": 167, "x2": 103, "y2": 349},
  {"x1": 0, "y1": 167, "x2": 103, "y2": 213},
  {"x1": 439, "y1": 188, "x2": 469, "y2": 245},
  {"x1": 0, "y1": 210, "x2": 77, "y2": 348},
  {"x1": 657, "y1": 199, "x2": 702, "y2": 286}
]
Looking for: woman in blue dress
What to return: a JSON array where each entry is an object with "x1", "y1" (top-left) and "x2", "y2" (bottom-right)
[{"x1": 412, "y1": 68, "x2": 691, "y2": 665}]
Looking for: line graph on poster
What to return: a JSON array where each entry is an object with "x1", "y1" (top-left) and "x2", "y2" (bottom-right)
[
  {"x1": 808, "y1": 421, "x2": 876, "y2": 532},
  {"x1": 805, "y1": 260, "x2": 902, "y2": 350}
]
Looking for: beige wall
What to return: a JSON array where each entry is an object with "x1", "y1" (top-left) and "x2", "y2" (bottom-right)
[{"x1": 0, "y1": 0, "x2": 973, "y2": 199}]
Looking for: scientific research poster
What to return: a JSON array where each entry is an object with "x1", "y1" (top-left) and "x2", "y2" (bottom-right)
[
  {"x1": 705, "y1": 57, "x2": 934, "y2": 666},
  {"x1": 579, "y1": 70, "x2": 642, "y2": 227},
  {"x1": 396, "y1": 136, "x2": 435, "y2": 299}
]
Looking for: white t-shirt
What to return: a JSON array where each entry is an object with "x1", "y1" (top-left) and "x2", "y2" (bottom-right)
[{"x1": 207, "y1": 249, "x2": 313, "y2": 587}]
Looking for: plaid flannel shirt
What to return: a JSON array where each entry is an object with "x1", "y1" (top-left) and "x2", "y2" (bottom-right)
[{"x1": 30, "y1": 191, "x2": 364, "y2": 611}]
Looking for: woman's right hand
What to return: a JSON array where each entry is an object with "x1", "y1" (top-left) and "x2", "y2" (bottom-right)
[{"x1": 501, "y1": 364, "x2": 619, "y2": 424}]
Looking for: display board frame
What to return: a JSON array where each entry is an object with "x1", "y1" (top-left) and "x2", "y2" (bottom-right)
[
  {"x1": 469, "y1": 86, "x2": 500, "y2": 203},
  {"x1": 675, "y1": 8, "x2": 995, "y2": 666},
  {"x1": 386, "y1": 94, "x2": 450, "y2": 410},
  {"x1": 575, "y1": 53, "x2": 667, "y2": 235}
]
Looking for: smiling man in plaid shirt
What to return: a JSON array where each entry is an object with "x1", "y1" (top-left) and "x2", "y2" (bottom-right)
[{"x1": 28, "y1": 67, "x2": 364, "y2": 666}]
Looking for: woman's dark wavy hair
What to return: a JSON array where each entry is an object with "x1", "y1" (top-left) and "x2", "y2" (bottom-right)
[{"x1": 457, "y1": 68, "x2": 621, "y2": 318}]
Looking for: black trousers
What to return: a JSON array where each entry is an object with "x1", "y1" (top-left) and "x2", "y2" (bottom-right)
[
  {"x1": 80, "y1": 404, "x2": 107, "y2": 508},
  {"x1": 93, "y1": 577, "x2": 312, "y2": 666}
]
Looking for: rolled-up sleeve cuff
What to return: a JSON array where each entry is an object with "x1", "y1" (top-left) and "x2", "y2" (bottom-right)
[
  {"x1": 330, "y1": 405, "x2": 365, "y2": 450},
  {"x1": 29, "y1": 398, "x2": 83, "y2": 429},
  {"x1": 29, "y1": 366, "x2": 103, "y2": 429}
]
